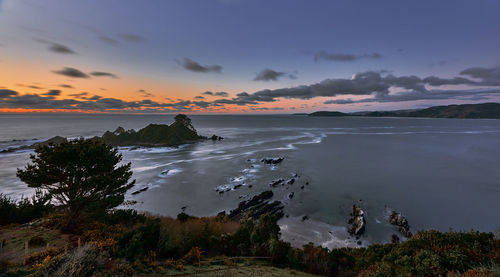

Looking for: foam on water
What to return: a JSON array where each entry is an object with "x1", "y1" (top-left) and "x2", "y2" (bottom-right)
[{"x1": 279, "y1": 217, "x2": 362, "y2": 249}]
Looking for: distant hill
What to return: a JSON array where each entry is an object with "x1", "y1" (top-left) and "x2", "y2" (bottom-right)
[
  {"x1": 406, "y1": 103, "x2": 500, "y2": 119},
  {"x1": 308, "y1": 103, "x2": 500, "y2": 119}
]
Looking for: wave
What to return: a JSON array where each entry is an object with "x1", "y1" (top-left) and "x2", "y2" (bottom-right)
[{"x1": 278, "y1": 217, "x2": 363, "y2": 249}]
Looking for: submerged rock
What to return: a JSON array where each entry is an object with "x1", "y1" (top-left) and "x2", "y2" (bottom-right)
[
  {"x1": 228, "y1": 190, "x2": 284, "y2": 220},
  {"x1": 287, "y1": 178, "x2": 295, "y2": 185},
  {"x1": 131, "y1": 186, "x2": 148, "y2": 195},
  {"x1": 389, "y1": 211, "x2": 412, "y2": 238},
  {"x1": 261, "y1": 157, "x2": 284, "y2": 165},
  {"x1": 348, "y1": 205, "x2": 366, "y2": 236},
  {"x1": 288, "y1": 192, "x2": 294, "y2": 199}
]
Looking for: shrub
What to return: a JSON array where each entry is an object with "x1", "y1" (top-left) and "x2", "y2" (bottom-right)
[
  {"x1": 0, "y1": 190, "x2": 52, "y2": 225},
  {"x1": 28, "y1": 235, "x2": 46, "y2": 247},
  {"x1": 17, "y1": 138, "x2": 135, "y2": 231}
]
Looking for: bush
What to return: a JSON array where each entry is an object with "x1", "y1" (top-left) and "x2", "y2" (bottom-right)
[
  {"x1": 0, "y1": 190, "x2": 52, "y2": 225},
  {"x1": 28, "y1": 235, "x2": 46, "y2": 246}
]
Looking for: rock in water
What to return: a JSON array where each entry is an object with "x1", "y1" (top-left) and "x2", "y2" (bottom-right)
[
  {"x1": 348, "y1": 205, "x2": 366, "y2": 236},
  {"x1": 269, "y1": 178, "x2": 285, "y2": 187},
  {"x1": 389, "y1": 211, "x2": 412, "y2": 238},
  {"x1": 131, "y1": 186, "x2": 148, "y2": 195},
  {"x1": 228, "y1": 190, "x2": 284, "y2": 220},
  {"x1": 1, "y1": 136, "x2": 68, "y2": 153},
  {"x1": 113, "y1": 126, "x2": 126, "y2": 135},
  {"x1": 261, "y1": 157, "x2": 284, "y2": 164},
  {"x1": 210, "y1": 134, "x2": 224, "y2": 140}
]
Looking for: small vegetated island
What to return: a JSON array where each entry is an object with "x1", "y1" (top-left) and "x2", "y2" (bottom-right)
[
  {"x1": 0, "y1": 114, "x2": 222, "y2": 153},
  {"x1": 1, "y1": 114, "x2": 500, "y2": 277},
  {"x1": 308, "y1": 102, "x2": 500, "y2": 119}
]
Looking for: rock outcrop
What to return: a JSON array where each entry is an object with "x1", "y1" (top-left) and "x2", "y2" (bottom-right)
[
  {"x1": 101, "y1": 114, "x2": 205, "y2": 147},
  {"x1": 228, "y1": 190, "x2": 284, "y2": 220},
  {"x1": 269, "y1": 178, "x2": 285, "y2": 187},
  {"x1": 348, "y1": 205, "x2": 366, "y2": 236},
  {"x1": 261, "y1": 157, "x2": 284, "y2": 164},
  {"x1": 389, "y1": 211, "x2": 412, "y2": 238},
  {"x1": 0, "y1": 136, "x2": 67, "y2": 153}
]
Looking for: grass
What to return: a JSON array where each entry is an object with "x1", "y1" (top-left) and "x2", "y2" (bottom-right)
[
  {"x1": 0, "y1": 223, "x2": 70, "y2": 263},
  {"x1": 136, "y1": 262, "x2": 322, "y2": 276}
]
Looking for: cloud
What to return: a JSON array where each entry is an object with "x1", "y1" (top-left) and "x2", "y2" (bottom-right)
[
  {"x1": 60, "y1": 84, "x2": 74, "y2": 89},
  {"x1": 249, "y1": 107, "x2": 284, "y2": 111},
  {"x1": 460, "y1": 66, "x2": 500, "y2": 86},
  {"x1": 194, "y1": 96, "x2": 205, "y2": 99},
  {"x1": 118, "y1": 33, "x2": 145, "y2": 42},
  {"x1": 68, "y1": 92, "x2": 89, "y2": 98},
  {"x1": 202, "y1": 91, "x2": 229, "y2": 97},
  {"x1": 138, "y1": 89, "x2": 153, "y2": 97},
  {"x1": 215, "y1": 91, "x2": 229, "y2": 97},
  {"x1": 254, "y1": 68, "x2": 297, "y2": 81},
  {"x1": 0, "y1": 89, "x2": 18, "y2": 98},
  {"x1": 53, "y1": 67, "x2": 89, "y2": 78},
  {"x1": 36, "y1": 39, "x2": 76, "y2": 54},
  {"x1": 324, "y1": 98, "x2": 356, "y2": 104},
  {"x1": 0, "y1": 88, "x2": 212, "y2": 113},
  {"x1": 181, "y1": 58, "x2": 222, "y2": 73},
  {"x1": 3, "y1": 65, "x2": 500, "y2": 112},
  {"x1": 314, "y1": 51, "x2": 382, "y2": 62},
  {"x1": 325, "y1": 88, "x2": 500, "y2": 105},
  {"x1": 90, "y1": 71, "x2": 119, "y2": 78},
  {"x1": 205, "y1": 65, "x2": 500, "y2": 106},
  {"x1": 99, "y1": 36, "x2": 120, "y2": 46},
  {"x1": 16, "y1": 84, "x2": 44, "y2": 90},
  {"x1": 42, "y1": 89, "x2": 61, "y2": 96}
]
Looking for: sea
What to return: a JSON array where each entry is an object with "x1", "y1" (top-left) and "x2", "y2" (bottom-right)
[{"x1": 1, "y1": 113, "x2": 500, "y2": 248}]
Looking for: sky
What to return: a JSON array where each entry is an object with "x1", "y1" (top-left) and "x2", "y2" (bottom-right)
[{"x1": 1, "y1": 0, "x2": 500, "y2": 114}]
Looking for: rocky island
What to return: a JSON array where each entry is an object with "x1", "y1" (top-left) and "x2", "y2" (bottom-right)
[{"x1": 0, "y1": 114, "x2": 221, "y2": 153}]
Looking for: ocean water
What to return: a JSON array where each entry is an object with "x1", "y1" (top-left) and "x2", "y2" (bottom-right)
[{"x1": 1, "y1": 114, "x2": 500, "y2": 248}]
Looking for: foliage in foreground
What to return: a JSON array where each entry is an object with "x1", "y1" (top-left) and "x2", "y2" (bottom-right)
[
  {"x1": 2, "y1": 207, "x2": 499, "y2": 277},
  {"x1": 2, "y1": 136, "x2": 499, "y2": 276},
  {"x1": 0, "y1": 190, "x2": 52, "y2": 225},
  {"x1": 16, "y1": 138, "x2": 135, "y2": 231}
]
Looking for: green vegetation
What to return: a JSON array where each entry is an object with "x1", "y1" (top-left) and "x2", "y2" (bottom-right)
[
  {"x1": 1, "y1": 135, "x2": 499, "y2": 276},
  {"x1": 101, "y1": 114, "x2": 205, "y2": 146},
  {"x1": 0, "y1": 191, "x2": 52, "y2": 225},
  {"x1": 16, "y1": 138, "x2": 135, "y2": 231},
  {"x1": 308, "y1": 102, "x2": 500, "y2": 119}
]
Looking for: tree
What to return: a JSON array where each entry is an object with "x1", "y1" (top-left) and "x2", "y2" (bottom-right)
[{"x1": 17, "y1": 138, "x2": 135, "y2": 223}]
